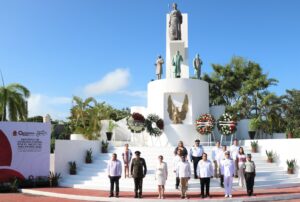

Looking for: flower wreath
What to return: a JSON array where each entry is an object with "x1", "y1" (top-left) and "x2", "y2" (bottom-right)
[
  {"x1": 126, "y1": 112, "x2": 145, "y2": 133},
  {"x1": 195, "y1": 113, "x2": 215, "y2": 135},
  {"x1": 217, "y1": 113, "x2": 237, "y2": 136},
  {"x1": 145, "y1": 114, "x2": 164, "y2": 137}
]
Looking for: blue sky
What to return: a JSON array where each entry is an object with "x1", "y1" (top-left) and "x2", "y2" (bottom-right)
[{"x1": 1, "y1": 0, "x2": 299, "y2": 120}]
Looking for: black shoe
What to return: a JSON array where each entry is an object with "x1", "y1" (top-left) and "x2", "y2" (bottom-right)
[
  {"x1": 134, "y1": 195, "x2": 138, "y2": 198},
  {"x1": 181, "y1": 196, "x2": 184, "y2": 199},
  {"x1": 109, "y1": 194, "x2": 113, "y2": 197},
  {"x1": 206, "y1": 194, "x2": 211, "y2": 198},
  {"x1": 115, "y1": 193, "x2": 119, "y2": 198},
  {"x1": 221, "y1": 184, "x2": 224, "y2": 188},
  {"x1": 201, "y1": 195, "x2": 205, "y2": 198},
  {"x1": 176, "y1": 186, "x2": 179, "y2": 189},
  {"x1": 138, "y1": 195, "x2": 143, "y2": 198}
]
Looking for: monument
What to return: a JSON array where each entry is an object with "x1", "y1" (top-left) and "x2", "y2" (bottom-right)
[{"x1": 144, "y1": 3, "x2": 209, "y2": 146}]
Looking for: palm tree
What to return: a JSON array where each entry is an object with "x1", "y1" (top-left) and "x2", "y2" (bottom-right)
[
  {"x1": 0, "y1": 83, "x2": 30, "y2": 121},
  {"x1": 70, "y1": 96, "x2": 96, "y2": 127}
]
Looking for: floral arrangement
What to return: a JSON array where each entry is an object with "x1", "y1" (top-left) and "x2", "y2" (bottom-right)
[
  {"x1": 145, "y1": 114, "x2": 164, "y2": 137},
  {"x1": 126, "y1": 112, "x2": 146, "y2": 133},
  {"x1": 195, "y1": 113, "x2": 215, "y2": 135},
  {"x1": 217, "y1": 113, "x2": 237, "y2": 135}
]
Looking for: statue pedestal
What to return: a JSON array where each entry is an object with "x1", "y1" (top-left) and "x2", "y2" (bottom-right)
[
  {"x1": 166, "y1": 14, "x2": 188, "y2": 79},
  {"x1": 147, "y1": 78, "x2": 209, "y2": 146}
]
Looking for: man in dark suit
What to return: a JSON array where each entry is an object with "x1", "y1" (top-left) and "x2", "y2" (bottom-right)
[{"x1": 130, "y1": 151, "x2": 147, "y2": 198}]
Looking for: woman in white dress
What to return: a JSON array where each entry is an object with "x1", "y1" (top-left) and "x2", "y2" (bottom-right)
[
  {"x1": 237, "y1": 147, "x2": 246, "y2": 187},
  {"x1": 155, "y1": 155, "x2": 168, "y2": 199}
]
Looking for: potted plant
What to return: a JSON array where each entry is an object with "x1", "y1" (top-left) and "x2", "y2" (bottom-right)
[
  {"x1": 106, "y1": 120, "x2": 118, "y2": 141},
  {"x1": 265, "y1": 150, "x2": 274, "y2": 163},
  {"x1": 49, "y1": 171, "x2": 61, "y2": 187},
  {"x1": 250, "y1": 140, "x2": 258, "y2": 153},
  {"x1": 286, "y1": 122, "x2": 294, "y2": 139},
  {"x1": 248, "y1": 118, "x2": 259, "y2": 139},
  {"x1": 69, "y1": 161, "x2": 77, "y2": 175},
  {"x1": 286, "y1": 159, "x2": 296, "y2": 174},
  {"x1": 85, "y1": 148, "x2": 93, "y2": 164},
  {"x1": 101, "y1": 140, "x2": 109, "y2": 153}
]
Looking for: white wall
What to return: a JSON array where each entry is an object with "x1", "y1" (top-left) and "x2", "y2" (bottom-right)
[
  {"x1": 237, "y1": 119, "x2": 250, "y2": 140},
  {"x1": 147, "y1": 78, "x2": 209, "y2": 124},
  {"x1": 244, "y1": 139, "x2": 300, "y2": 177},
  {"x1": 54, "y1": 140, "x2": 101, "y2": 177},
  {"x1": 210, "y1": 105, "x2": 225, "y2": 141},
  {"x1": 50, "y1": 154, "x2": 55, "y2": 173}
]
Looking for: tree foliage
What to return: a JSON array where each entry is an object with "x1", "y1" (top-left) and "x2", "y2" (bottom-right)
[
  {"x1": 203, "y1": 56, "x2": 278, "y2": 119},
  {"x1": 0, "y1": 83, "x2": 30, "y2": 121},
  {"x1": 68, "y1": 96, "x2": 130, "y2": 140},
  {"x1": 282, "y1": 89, "x2": 300, "y2": 137}
]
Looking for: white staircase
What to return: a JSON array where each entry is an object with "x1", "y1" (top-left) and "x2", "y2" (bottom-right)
[{"x1": 60, "y1": 146, "x2": 300, "y2": 192}]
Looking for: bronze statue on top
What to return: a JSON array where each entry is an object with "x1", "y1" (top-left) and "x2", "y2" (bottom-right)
[{"x1": 169, "y1": 3, "x2": 182, "y2": 40}]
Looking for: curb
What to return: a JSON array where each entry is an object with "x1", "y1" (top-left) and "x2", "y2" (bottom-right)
[{"x1": 20, "y1": 189, "x2": 300, "y2": 202}]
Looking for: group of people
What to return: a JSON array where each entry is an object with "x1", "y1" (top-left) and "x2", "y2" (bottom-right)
[{"x1": 106, "y1": 140, "x2": 256, "y2": 199}]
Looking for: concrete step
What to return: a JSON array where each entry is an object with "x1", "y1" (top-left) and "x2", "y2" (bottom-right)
[{"x1": 60, "y1": 146, "x2": 300, "y2": 191}]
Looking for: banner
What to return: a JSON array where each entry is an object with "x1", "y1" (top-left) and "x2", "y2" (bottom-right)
[{"x1": 0, "y1": 122, "x2": 50, "y2": 182}]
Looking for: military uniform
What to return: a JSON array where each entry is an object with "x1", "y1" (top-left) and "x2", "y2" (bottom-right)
[
  {"x1": 244, "y1": 159, "x2": 256, "y2": 196},
  {"x1": 130, "y1": 157, "x2": 147, "y2": 198}
]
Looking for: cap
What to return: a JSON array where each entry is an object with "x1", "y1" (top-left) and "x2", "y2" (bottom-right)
[
  {"x1": 135, "y1": 151, "x2": 141, "y2": 155},
  {"x1": 247, "y1": 153, "x2": 252, "y2": 158},
  {"x1": 225, "y1": 151, "x2": 230, "y2": 155},
  {"x1": 195, "y1": 139, "x2": 200, "y2": 142}
]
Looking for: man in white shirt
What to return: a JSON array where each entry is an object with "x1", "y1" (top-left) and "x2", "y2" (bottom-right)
[
  {"x1": 211, "y1": 140, "x2": 222, "y2": 178},
  {"x1": 177, "y1": 155, "x2": 191, "y2": 199},
  {"x1": 189, "y1": 139, "x2": 204, "y2": 179},
  {"x1": 217, "y1": 145, "x2": 227, "y2": 188},
  {"x1": 230, "y1": 139, "x2": 240, "y2": 177},
  {"x1": 173, "y1": 149, "x2": 182, "y2": 189},
  {"x1": 197, "y1": 153, "x2": 213, "y2": 198},
  {"x1": 107, "y1": 153, "x2": 122, "y2": 198},
  {"x1": 220, "y1": 151, "x2": 235, "y2": 198}
]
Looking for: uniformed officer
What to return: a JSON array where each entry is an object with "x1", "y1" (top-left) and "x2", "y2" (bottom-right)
[
  {"x1": 244, "y1": 154, "x2": 256, "y2": 196},
  {"x1": 130, "y1": 151, "x2": 147, "y2": 198}
]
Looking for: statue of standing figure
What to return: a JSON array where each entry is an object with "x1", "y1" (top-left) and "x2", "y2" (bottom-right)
[
  {"x1": 172, "y1": 50, "x2": 183, "y2": 78},
  {"x1": 155, "y1": 55, "x2": 164, "y2": 80},
  {"x1": 169, "y1": 3, "x2": 182, "y2": 40},
  {"x1": 193, "y1": 54, "x2": 203, "y2": 79}
]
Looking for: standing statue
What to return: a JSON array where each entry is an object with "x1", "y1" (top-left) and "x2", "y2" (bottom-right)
[
  {"x1": 172, "y1": 51, "x2": 183, "y2": 78},
  {"x1": 169, "y1": 3, "x2": 182, "y2": 40},
  {"x1": 193, "y1": 54, "x2": 203, "y2": 79},
  {"x1": 155, "y1": 55, "x2": 164, "y2": 80}
]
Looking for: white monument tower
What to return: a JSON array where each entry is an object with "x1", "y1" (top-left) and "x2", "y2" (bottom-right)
[{"x1": 146, "y1": 4, "x2": 210, "y2": 146}]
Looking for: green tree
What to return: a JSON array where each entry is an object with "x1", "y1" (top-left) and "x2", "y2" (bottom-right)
[
  {"x1": 203, "y1": 56, "x2": 278, "y2": 119},
  {"x1": 69, "y1": 96, "x2": 100, "y2": 140},
  {"x1": 282, "y1": 89, "x2": 300, "y2": 137},
  {"x1": 68, "y1": 96, "x2": 130, "y2": 140},
  {"x1": 70, "y1": 96, "x2": 96, "y2": 129},
  {"x1": 258, "y1": 92, "x2": 286, "y2": 134},
  {"x1": 0, "y1": 83, "x2": 30, "y2": 121}
]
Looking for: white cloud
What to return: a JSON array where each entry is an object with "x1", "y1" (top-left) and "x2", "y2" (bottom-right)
[
  {"x1": 49, "y1": 97, "x2": 72, "y2": 105},
  {"x1": 84, "y1": 68, "x2": 130, "y2": 96},
  {"x1": 27, "y1": 94, "x2": 71, "y2": 120},
  {"x1": 118, "y1": 90, "x2": 147, "y2": 98}
]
